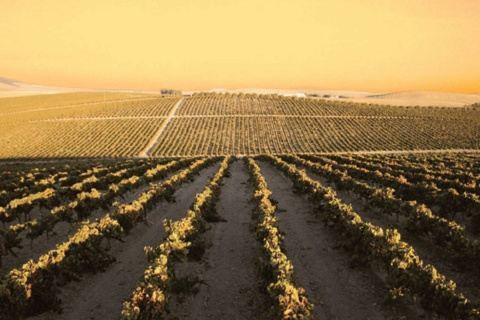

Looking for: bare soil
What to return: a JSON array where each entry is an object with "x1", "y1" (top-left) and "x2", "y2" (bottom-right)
[
  {"x1": 166, "y1": 160, "x2": 270, "y2": 319},
  {"x1": 2, "y1": 167, "x2": 180, "y2": 271},
  {"x1": 5, "y1": 159, "x2": 473, "y2": 319},
  {"x1": 257, "y1": 161, "x2": 430, "y2": 320},
  {"x1": 300, "y1": 166, "x2": 480, "y2": 308},
  {"x1": 29, "y1": 163, "x2": 220, "y2": 320}
]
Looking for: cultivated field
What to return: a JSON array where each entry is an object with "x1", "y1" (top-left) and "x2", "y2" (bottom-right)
[
  {"x1": 1, "y1": 92, "x2": 480, "y2": 319},
  {"x1": 0, "y1": 92, "x2": 478, "y2": 158}
]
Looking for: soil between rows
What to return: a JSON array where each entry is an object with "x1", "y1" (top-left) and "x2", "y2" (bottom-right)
[
  {"x1": 166, "y1": 160, "x2": 270, "y2": 319},
  {"x1": 2, "y1": 163, "x2": 181, "y2": 271},
  {"x1": 256, "y1": 161, "x2": 428, "y2": 320},
  {"x1": 298, "y1": 164, "x2": 480, "y2": 308},
  {"x1": 7, "y1": 159, "x2": 470, "y2": 319},
  {"x1": 29, "y1": 162, "x2": 220, "y2": 320}
]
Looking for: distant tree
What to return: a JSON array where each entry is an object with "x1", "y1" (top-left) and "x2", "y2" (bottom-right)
[{"x1": 160, "y1": 89, "x2": 182, "y2": 95}]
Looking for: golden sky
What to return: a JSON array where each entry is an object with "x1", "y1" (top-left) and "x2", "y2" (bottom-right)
[{"x1": 1, "y1": 0, "x2": 479, "y2": 93}]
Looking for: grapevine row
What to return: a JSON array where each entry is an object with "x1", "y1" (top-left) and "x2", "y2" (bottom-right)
[
  {"x1": 283, "y1": 155, "x2": 480, "y2": 271},
  {"x1": 0, "y1": 159, "x2": 193, "y2": 267},
  {"x1": 0, "y1": 96, "x2": 179, "y2": 122},
  {"x1": 331, "y1": 154, "x2": 479, "y2": 194},
  {"x1": 0, "y1": 157, "x2": 216, "y2": 319},
  {"x1": 178, "y1": 92, "x2": 479, "y2": 119},
  {"x1": 152, "y1": 115, "x2": 478, "y2": 157},
  {"x1": 355, "y1": 153, "x2": 480, "y2": 175},
  {"x1": 0, "y1": 92, "x2": 155, "y2": 115},
  {"x1": 0, "y1": 159, "x2": 124, "y2": 197},
  {"x1": 0, "y1": 118, "x2": 164, "y2": 158},
  {"x1": 245, "y1": 157, "x2": 313, "y2": 319},
  {"x1": 260, "y1": 155, "x2": 480, "y2": 319},
  {"x1": 302, "y1": 155, "x2": 480, "y2": 232},
  {"x1": 0, "y1": 160, "x2": 165, "y2": 225},
  {"x1": 121, "y1": 156, "x2": 232, "y2": 319}
]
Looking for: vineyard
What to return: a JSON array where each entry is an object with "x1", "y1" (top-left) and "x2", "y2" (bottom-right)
[
  {"x1": 0, "y1": 153, "x2": 478, "y2": 319},
  {"x1": 0, "y1": 92, "x2": 478, "y2": 158},
  {"x1": 0, "y1": 92, "x2": 480, "y2": 319}
]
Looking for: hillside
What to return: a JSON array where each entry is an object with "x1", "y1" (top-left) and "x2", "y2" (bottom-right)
[
  {"x1": 361, "y1": 91, "x2": 480, "y2": 107},
  {"x1": 0, "y1": 92, "x2": 478, "y2": 159},
  {"x1": 2, "y1": 78, "x2": 479, "y2": 107},
  {"x1": 0, "y1": 78, "x2": 83, "y2": 98},
  {"x1": 1, "y1": 92, "x2": 480, "y2": 319}
]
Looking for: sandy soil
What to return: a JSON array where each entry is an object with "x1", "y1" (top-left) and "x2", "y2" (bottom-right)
[
  {"x1": 166, "y1": 160, "x2": 270, "y2": 319},
  {"x1": 360, "y1": 91, "x2": 480, "y2": 107},
  {"x1": 256, "y1": 161, "x2": 429, "y2": 320},
  {"x1": 299, "y1": 166, "x2": 480, "y2": 308},
  {"x1": 2, "y1": 79, "x2": 478, "y2": 107},
  {"x1": 0, "y1": 82, "x2": 81, "y2": 98},
  {"x1": 4, "y1": 159, "x2": 477, "y2": 319},
  {"x1": 28, "y1": 163, "x2": 220, "y2": 320},
  {"x1": 2, "y1": 165, "x2": 179, "y2": 271},
  {"x1": 0, "y1": 80, "x2": 158, "y2": 98}
]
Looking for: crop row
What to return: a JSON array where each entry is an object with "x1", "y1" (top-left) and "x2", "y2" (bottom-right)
[
  {"x1": 0, "y1": 159, "x2": 126, "y2": 194},
  {"x1": 121, "y1": 156, "x2": 232, "y2": 319},
  {"x1": 0, "y1": 158, "x2": 217, "y2": 319},
  {"x1": 245, "y1": 157, "x2": 313, "y2": 319},
  {"x1": 1, "y1": 97, "x2": 179, "y2": 123},
  {"x1": 330, "y1": 154, "x2": 479, "y2": 194},
  {"x1": 178, "y1": 92, "x2": 480, "y2": 119},
  {"x1": 0, "y1": 159, "x2": 167, "y2": 225},
  {"x1": 1, "y1": 92, "x2": 479, "y2": 158},
  {"x1": 355, "y1": 153, "x2": 480, "y2": 174},
  {"x1": 302, "y1": 154, "x2": 480, "y2": 233},
  {"x1": 283, "y1": 155, "x2": 480, "y2": 272},
  {"x1": 0, "y1": 159, "x2": 193, "y2": 267},
  {"x1": 152, "y1": 115, "x2": 477, "y2": 157},
  {"x1": 0, "y1": 92, "x2": 155, "y2": 115},
  {"x1": 260, "y1": 155, "x2": 480, "y2": 319},
  {"x1": 0, "y1": 118, "x2": 164, "y2": 158}
]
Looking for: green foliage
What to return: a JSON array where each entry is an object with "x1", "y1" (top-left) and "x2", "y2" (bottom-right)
[
  {"x1": 265, "y1": 154, "x2": 480, "y2": 319},
  {"x1": 121, "y1": 157, "x2": 232, "y2": 319},
  {"x1": 288, "y1": 154, "x2": 480, "y2": 272},
  {"x1": 246, "y1": 157, "x2": 314, "y2": 319}
]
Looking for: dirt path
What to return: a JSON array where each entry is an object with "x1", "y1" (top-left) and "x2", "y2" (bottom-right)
[
  {"x1": 24, "y1": 115, "x2": 418, "y2": 122},
  {"x1": 29, "y1": 162, "x2": 220, "y2": 320},
  {"x1": 173, "y1": 115, "x2": 415, "y2": 119},
  {"x1": 256, "y1": 161, "x2": 426, "y2": 320},
  {"x1": 28, "y1": 116, "x2": 167, "y2": 122},
  {"x1": 139, "y1": 97, "x2": 185, "y2": 157},
  {"x1": 167, "y1": 160, "x2": 270, "y2": 319}
]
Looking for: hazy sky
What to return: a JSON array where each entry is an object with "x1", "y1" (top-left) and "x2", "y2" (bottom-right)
[{"x1": 1, "y1": 0, "x2": 479, "y2": 93}]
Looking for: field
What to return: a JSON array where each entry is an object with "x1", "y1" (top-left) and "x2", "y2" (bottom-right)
[
  {"x1": 0, "y1": 92, "x2": 478, "y2": 158},
  {"x1": 1, "y1": 92, "x2": 480, "y2": 319}
]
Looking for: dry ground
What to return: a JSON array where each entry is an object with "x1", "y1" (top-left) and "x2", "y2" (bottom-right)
[{"x1": 8, "y1": 159, "x2": 470, "y2": 319}]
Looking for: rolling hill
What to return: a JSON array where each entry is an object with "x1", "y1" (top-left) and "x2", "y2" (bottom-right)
[
  {"x1": 0, "y1": 91, "x2": 478, "y2": 159},
  {"x1": 1, "y1": 91, "x2": 480, "y2": 320}
]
